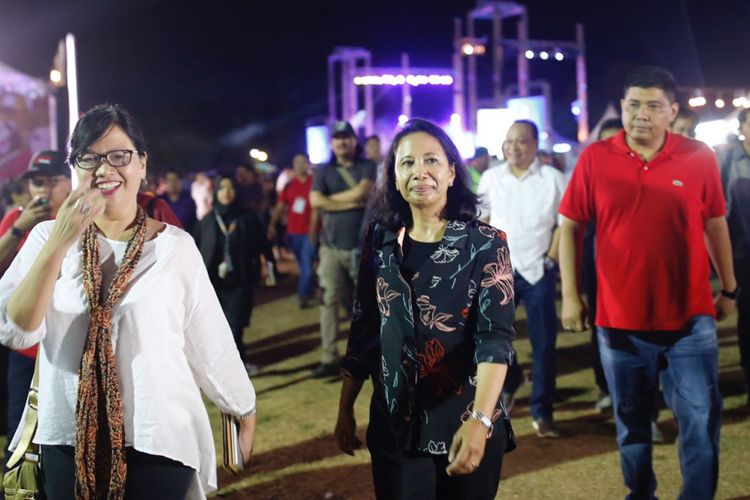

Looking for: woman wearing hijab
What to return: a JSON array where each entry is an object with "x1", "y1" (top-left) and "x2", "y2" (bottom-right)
[
  {"x1": 194, "y1": 175, "x2": 272, "y2": 375},
  {"x1": 0, "y1": 104, "x2": 256, "y2": 499}
]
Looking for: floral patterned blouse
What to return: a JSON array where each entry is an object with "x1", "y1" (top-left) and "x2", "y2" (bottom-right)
[{"x1": 342, "y1": 219, "x2": 516, "y2": 454}]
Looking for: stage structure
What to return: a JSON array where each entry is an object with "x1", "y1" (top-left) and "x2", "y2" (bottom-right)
[
  {"x1": 458, "y1": 1, "x2": 589, "y2": 142},
  {"x1": 320, "y1": 1, "x2": 589, "y2": 160}
]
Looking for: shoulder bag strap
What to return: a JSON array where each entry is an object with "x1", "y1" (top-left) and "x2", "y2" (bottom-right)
[
  {"x1": 336, "y1": 167, "x2": 358, "y2": 189},
  {"x1": 6, "y1": 353, "x2": 41, "y2": 469}
]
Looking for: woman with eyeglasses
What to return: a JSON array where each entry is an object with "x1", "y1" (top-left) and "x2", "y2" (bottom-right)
[{"x1": 0, "y1": 104, "x2": 256, "y2": 500}]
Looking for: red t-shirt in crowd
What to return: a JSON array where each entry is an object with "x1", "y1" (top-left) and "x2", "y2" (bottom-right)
[
  {"x1": 137, "y1": 192, "x2": 183, "y2": 228},
  {"x1": 559, "y1": 130, "x2": 726, "y2": 331},
  {"x1": 278, "y1": 176, "x2": 313, "y2": 235},
  {"x1": 0, "y1": 207, "x2": 37, "y2": 358}
]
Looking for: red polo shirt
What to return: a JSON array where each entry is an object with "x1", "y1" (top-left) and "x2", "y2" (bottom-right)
[
  {"x1": 0, "y1": 207, "x2": 37, "y2": 358},
  {"x1": 278, "y1": 176, "x2": 313, "y2": 235},
  {"x1": 560, "y1": 130, "x2": 725, "y2": 331}
]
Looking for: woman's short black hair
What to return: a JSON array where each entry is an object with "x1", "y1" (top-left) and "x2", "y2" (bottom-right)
[
  {"x1": 374, "y1": 118, "x2": 478, "y2": 230},
  {"x1": 67, "y1": 103, "x2": 147, "y2": 166}
]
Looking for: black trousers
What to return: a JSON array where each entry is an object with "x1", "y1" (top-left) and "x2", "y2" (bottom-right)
[
  {"x1": 366, "y1": 398, "x2": 507, "y2": 500},
  {"x1": 40, "y1": 445, "x2": 194, "y2": 500}
]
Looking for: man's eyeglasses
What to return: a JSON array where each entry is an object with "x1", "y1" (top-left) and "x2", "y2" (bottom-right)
[
  {"x1": 29, "y1": 176, "x2": 66, "y2": 188},
  {"x1": 74, "y1": 149, "x2": 142, "y2": 171}
]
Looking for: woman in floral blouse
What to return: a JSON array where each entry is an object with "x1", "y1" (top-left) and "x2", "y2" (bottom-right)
[{"x1": 335, "y1": 118, "x2": 516, "y2": 499}]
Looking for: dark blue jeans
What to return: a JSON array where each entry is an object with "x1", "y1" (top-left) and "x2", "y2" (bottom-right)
[
  {"x1": 4, "y1": 350, "x2": 35, "y2": 469},
  {"x1": 288, "y1": 233, "x2": 317, "y2": 299},
  {"x1": 505, "y1": 269, "x2": 558, "y2": 419},
  {"x1": 598, "y1": 315, "x2": 722, "y2": 500}
]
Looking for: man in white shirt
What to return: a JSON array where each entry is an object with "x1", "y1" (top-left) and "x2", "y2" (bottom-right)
[{"x1": 477, "y1": 120, "x2": 566, "y2": 437}]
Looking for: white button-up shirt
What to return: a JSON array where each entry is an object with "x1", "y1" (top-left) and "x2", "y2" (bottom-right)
[
  {"x1": 477, "y1": 158, "x2": 566, "y2": 285},
  {"x1": 0, "y1": 221, "x2": 256, "y2": 499}
]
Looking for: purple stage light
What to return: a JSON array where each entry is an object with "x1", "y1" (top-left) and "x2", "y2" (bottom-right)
[{"x1": 353, "y1": 73, "x2": 453, "y2": 87}]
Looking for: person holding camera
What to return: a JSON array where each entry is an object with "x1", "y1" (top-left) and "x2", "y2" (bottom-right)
[{"x1": 0, "y1": 150, "x2": 72, "y2": 469}]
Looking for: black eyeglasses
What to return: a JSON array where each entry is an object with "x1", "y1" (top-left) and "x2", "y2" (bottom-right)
[{"x1": 74, "y1": 149, "x2": 142, "y2": 170}]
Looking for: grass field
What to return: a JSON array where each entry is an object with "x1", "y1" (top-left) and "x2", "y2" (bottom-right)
[
  {"x1": 209, "y1": 268, "x2": 750, "y2": 499},
  {"x1": 2, "y1": 262, "x2": 748, "y2": 499}
]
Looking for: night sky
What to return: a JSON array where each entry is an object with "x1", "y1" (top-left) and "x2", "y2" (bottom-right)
[{"x1": 2, "y1": 0, "x2": 749, "y2": 170}]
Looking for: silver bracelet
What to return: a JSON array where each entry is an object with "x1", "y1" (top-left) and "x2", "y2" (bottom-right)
[{"x1": 470, "y1": 410, "x2": 494, "y2": 438}]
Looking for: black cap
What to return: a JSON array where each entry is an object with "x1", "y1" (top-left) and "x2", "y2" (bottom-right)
[
  {"x1": 473, "y1": 147, "x2": 489, "y2": 159},
  {"x1": 23, "y1": 150, "x2": 70, "y2": 179},
  {"x1": 330, "y1": 120, "x2": 356, "y2": 138}
]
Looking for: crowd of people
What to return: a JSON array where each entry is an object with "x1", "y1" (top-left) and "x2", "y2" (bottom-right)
[{"x1": 0, "y1": 64, "x2": 747, "y2": 499}]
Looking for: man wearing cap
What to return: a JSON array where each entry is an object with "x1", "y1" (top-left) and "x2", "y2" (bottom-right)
[
  {"x1": 309, "y1": 121, "x2": 376, "y2": 378},
  {"x1": 468, "y1": 146, "x2": 491, "y2": 192},
  {"x1": 0, "y1": 150, "x2": 72, "y2": 465}
]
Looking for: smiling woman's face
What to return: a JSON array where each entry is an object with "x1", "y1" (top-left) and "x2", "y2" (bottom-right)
[
  {"x1": 75, "y1": 125, "x2": 146, "y2": 216},
  {"x1": 394, "y1": 131, "x2": 455, "y2": 212}
]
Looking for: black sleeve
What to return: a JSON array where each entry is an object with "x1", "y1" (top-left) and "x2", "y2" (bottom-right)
[{"x1": 341, "y1": 223, "x2": 381, "y2": 380}]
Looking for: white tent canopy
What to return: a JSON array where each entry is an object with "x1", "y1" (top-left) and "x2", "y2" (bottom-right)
[{"x1": 0, "y1": 61, "x2": 49, "y2": 101}]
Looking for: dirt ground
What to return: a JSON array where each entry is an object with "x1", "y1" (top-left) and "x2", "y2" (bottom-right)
[{"x1": 209, "y1": 256, "x2": 750, "y2": 499}]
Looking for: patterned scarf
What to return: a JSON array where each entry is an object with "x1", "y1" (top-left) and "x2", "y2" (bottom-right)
[{"x1": 74, "y1": 207, "x2": 147, "y2": 499}]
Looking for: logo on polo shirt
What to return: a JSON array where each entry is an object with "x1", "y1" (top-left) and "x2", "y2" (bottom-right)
[{"x1": 672, "y1": 179, "x2": 684, "y2": 187}]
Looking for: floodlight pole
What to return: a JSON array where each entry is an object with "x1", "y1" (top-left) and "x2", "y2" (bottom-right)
[
  {"x1": 452, "y1": 17, "x2": 466, "y2": 129},
  {"x1": 492, "y1": 7, "x2": 503, "y2": 103},
  {"x1": 65, "y1": 33, "x2": 79, "y2": 138},
  {"x1": 466, "y1": 12, "x2": 478, "y2": 132},
  {"x1": 575, "y1": 23, "x2": 589, "y2": 142},
  {"x1": 516, "y1": 13, "x2": 529, "y2": 97},
  {"x1": 401, "y1": 53, "x2": 412, "y2": 119}
]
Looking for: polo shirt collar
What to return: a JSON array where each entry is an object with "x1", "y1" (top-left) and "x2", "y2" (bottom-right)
[{"x1": 611, "y1": 129, "x2": 679, "y2": 159}]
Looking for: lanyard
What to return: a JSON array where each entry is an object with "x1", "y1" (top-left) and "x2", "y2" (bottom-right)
[{"x1": 214, "y1": 211, "x2": 238, "y2": 270}]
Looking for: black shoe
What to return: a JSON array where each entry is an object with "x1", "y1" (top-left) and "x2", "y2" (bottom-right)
[
  {"x1": 532, "y1": 416, "x2": 561, "y2": 438},
  {"x1": 311, "y1": 363, "x2": 339, "y2": 378},
  {"x1": 500, "y1": 373, "x2": 528, "y2": 415}
]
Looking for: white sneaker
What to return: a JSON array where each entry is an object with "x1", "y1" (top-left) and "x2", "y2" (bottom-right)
[{"x1": 594, "y1": 394, "x2": 612, "y2": 413}]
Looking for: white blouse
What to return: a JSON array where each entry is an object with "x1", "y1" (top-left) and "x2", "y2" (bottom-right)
[{"x1": 0, "y1": 221, "x2": 256, "y2": 498}]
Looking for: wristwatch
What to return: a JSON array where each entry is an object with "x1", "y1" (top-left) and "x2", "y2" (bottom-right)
[
  {"x1": 720, "y1": 287, "x2": 741, "y2": 300},
  {"x1": 469, "y1": 410, "x2": 494, "y2": 438},
  {"x1": 10, "y1": 226, "x2": 25, "y2": 239}
]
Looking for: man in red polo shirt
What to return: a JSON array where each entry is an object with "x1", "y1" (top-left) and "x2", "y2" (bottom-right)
[
  {"x1": 559, "y1": 66, "x2": 735, "y2": 499},
  {"x1": 0, "y1": 150, "x2": 72, "y2": 466},
  {"x1": 268, "y1": 153, "x2": 319, "y2": 308}
]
